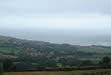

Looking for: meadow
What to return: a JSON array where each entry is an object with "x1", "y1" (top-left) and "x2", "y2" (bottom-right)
[{"x1": 4, "y1": 69, "x2": 111, "y2": 75}]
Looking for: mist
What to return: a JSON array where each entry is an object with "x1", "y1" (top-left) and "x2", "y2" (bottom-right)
[{"x1": 0, "y1": 0, "x2": 111, "y2": 45}]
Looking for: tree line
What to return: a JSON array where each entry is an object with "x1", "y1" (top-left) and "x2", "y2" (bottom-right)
[{"x1": 0, "y1": 56, "x2": 111, "y2": 73}]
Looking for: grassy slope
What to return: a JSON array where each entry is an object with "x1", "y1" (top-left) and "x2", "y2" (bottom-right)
[
  {"x1": 0, "y1": 48, "x2": 20, "y2": 53},
  {"x1": 5, "y1": 69, "x2": 111, "y2": 75},
  {"x1": 78, "y1": 46, "x2": 111, "y2": 54},
  {"x1": 1, "y1": 46, "x2": 111, "y2": 55}
]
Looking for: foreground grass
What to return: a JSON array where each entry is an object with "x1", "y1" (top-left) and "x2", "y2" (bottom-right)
[{"x1": 4, "y1": 69, "x2": 111, "y2": 75}]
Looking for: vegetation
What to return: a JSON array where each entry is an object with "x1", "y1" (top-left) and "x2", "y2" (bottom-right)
[
  {"x1": 0, "y1": 63, "x2": 4, "y2": 75},
  {"x1": 0, "y1": 35, "x2": 111, "y2": 72},
  {"x1": 4, "y1": 69, "x2": 111, "y2": 75}
]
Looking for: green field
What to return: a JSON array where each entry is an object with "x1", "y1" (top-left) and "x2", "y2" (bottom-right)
[
  {"x1": 4, "y1": 69, "x2": 111, "y2": 75},
  {"x1": 78, "y1": 47, "x2": 111, "y2": 54}
]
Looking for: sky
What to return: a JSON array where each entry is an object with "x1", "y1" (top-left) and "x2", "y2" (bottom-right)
[{"x1": 0, "y1": 0, "x2": 111, "y2": 45}]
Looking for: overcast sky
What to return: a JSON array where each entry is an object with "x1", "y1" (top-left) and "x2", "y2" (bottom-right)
[{"x1": 0, "y1": 0, "x2": 111, "y2": 45}]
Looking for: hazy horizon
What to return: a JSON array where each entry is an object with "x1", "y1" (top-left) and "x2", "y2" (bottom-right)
[{"x1": 0, "y1": 0, "x2": 111, "y2": 46}]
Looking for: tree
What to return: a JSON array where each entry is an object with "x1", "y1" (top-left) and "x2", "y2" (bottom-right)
[
  {"x1": 80, "y1": 60, "x2": 93, "y2": 66},
  {"x1": 0, "y1": 63, "x2": 4, "y2": 75},
  {"x1": 58, "y1": 58, "x2": 68, "y2": 66},
  {"x1": 3, "y1": 59, "x2": 12, "y2": 72},
  {"x1": 102, "y1": 56, "x2": 110, "y2": 65}
]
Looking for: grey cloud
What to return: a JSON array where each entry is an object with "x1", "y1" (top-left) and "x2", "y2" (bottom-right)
[
  {"x1": 0, "y1": 0, "x2": 111, "y2": 14},
  {"x1": 0, "y1": 0, "x2": 111, "y2": 45}
]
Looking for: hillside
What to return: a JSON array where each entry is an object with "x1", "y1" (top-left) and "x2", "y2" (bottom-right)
[
  {"x1": 0, "y1": 35, "x2": 110, "y2": 59},
  {"x1": 0, "y1": 35, "x2": 111, "y2": 70}
]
